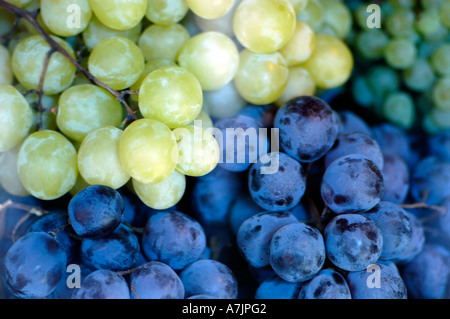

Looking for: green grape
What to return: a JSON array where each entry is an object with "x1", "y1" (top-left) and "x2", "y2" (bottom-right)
[
  {"x1": 423, "y1": 23, "x2": 449, "y2": 43},
  {"x1": 139, "y1": 23, "x2": 190, "y2": 62},
  {"x1": 69, "y1": 173, "x2": 91, "y2": 196},
  {"x1": 177, "y1": 31, "x2": 239, "y2": 91},
  {"x1": 275, "y1": 66, "x2": 316, "y2": 107},
  {"x1": 355, "y1": 29, "x2": 389, "y2": 61},
  {"x1": 234, "y1": 49, "x2": 289, "y2": 105},
  {"x1": 0, "y1": 85, "x2": 33, "y2": 152},
  {"x1": 417, "y1": 41, "x2": 441, "y2": 59},
  {"x1": 145, "y1": 0, "x2": 189, "y2": 25},
  {"x1": 388, "y1": 0, "x2": 417, "y2": 8},
  {"x1": 138, "y1": 66, "x2": 203, "y2": 128},
  {"x1": 194, "y1": 0, "x2": 240, "y2": 37},
  {"x1": 440, "y1": 1, "x2": 450, "y2": 28},
  {"x1": 354, "y1": 4, "x2": 370, "y2": 30},
  {"x1": 40, "y1": 0, "x2": 92, "y2": 37},
  {"x1": 382, "y1": 92, "x2": 416, "y2": 129},
  {"x1": 12, "y1": 35, "x2": 76, "y2": 95},
  {"x1": 297, "y1": 0, "x2": 324, "y2": 31},
  {"x1": 302, "y1": 34, "x2": 353, "y2": 89},
  {"x1": 421, "y1": 0, "x2": 444, "y2": 8},
  {"x1": 29, "y1": 110, "x2": 57, "y2": 133},
  {"x1": 56, "y1": 84, "x2": 123, "y2": 142},
  {"x1": 351, "y1": 75, "x2": 375, "y2": 109},
  {"x1": 186, "y1": 0, "x2": 235, "y2": 20},
  {"x1": 18, "y1": 130, "x2": 78, "y2": 200},
  {"x1": 416, "y1": 8, "x2": 442, "y2": 37},
  {"x1": 432, "y1": 77, "x2": 450, "y2": 111},
  {"x1": 0, "y1": 144, "x2": 29, "y2": 197},
  {"x1": 422, "y1": 112, "x2": 441, "y2": 135},
  {"x1": 119, "y1": 118, "x2": 178, "y2": 184},
  {"x1": 133, "y1": 170, "x2": 186, "y2": 210},
  {"x1": 287, "y1": 0, "x2": 309, "y2": 15},
  {"x1": 366, "y1": 65, "x2": 400, "y2": 98},
  {"x1": 279, "y1": 21, "x2": 316, "y2": 67},
  {"x1": 78, "y1": 126, "x2": 130, "y2": 189},
  {"x1": 5, "y1": 0, "x2": 32, "y2": 7},
  {"x1": 233, "y1": 0, "x2": 296, "y2": 54},
  {"x1": 82, "y1": 15, "x2": 142, "y2": 51},
  {"x1": 319, "y1": 0, "x2": 352, "y2": 39},
  {"x1": 385, "y1": 8, "x2": 415, "y2": 38},
  {"x1": 0, "y1": 9, "x2": 15, "y2": 37},
  {"x1": 172, "y1": 125, "x2": 220, "y2": 177},
  {"x1": 384, "y1": 38, "x2": 417, "y2": 70},
  {"x1": 403, "y1": 59, "x2": 436, "y2": 92},
  {"x1": 88, "y1": 0, "x2": 147, "y2": 31},
  {"x1": 189, "y1": 111, "x2": 214, "y2": 130},
  {"x1": 88, "y1": 36, "x2": 145, "y2": 90},
  {"x1": 430, "y1": 107, "x2": 450, "y2": 129},
  {"x1": 430, "y1": 44, "x2": 450, "y2": 77},
  {"x1": 0, "y1": 45, "x2": 13, "y2": 85},
  {"x1": 202, "y1": 81, "x2": 247, "y2": 118}
]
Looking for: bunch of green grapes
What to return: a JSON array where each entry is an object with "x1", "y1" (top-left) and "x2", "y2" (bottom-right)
[
  {"x1": 348, "y1": 0, "x2": 450, "y2": 133},
  {"x1": 0, "y1": 0, "x2": 356, "y2": 208}
]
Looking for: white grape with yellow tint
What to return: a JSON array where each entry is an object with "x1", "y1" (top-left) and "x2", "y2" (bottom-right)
[
  {"x1": 0, "y1": 85, "x2": 33, "y2": 152},
  {"x1": 56, "y1": 84, "x2": 123, "y2": 142},
  {"x1": 145, "y1": 0, "x2": 189, "y2": 25},
  {"x1": 279, "y1": 21, "x2": 316, "y2": 67},
  {"x1": 177, "y1": 31, "x2": 239, "y2": 91},
  {"x1": 119, "y1": 118, "x2": 178, "y2": 184},
  {"x1": 186, "y1": 0, "x2": 235, "y2": 20},
  {"x1": 18, "y1": 130, "x2": 78, "y2": 200},
  {"x1": 88, "y1": 0, "x2": 147, "y2": 31},
  {"x1": 138, "y1": 66, "x2": 203, "y2": 128},
  {"x1": 0, "y1": 45, "x2": 13, "y2": 85},
  {"x1": 78, "y1": 126, "x2": 130, "y2": 189},
  {"x1": 0, "y1": 144, "x2": 29, "y2": 197},
  {"x1": 276, "y1": 66, "x2": 316, "y2": 106},
  {"x1": 133, "y1": 170, "x2": 186, "y2": 210}
]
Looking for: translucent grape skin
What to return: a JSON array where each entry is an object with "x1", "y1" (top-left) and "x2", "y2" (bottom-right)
[
  {"x1": 346, "y1": 263, "x2": 407, "y2": 299},
  {"x1": 138, "y1": 66, "x2": 203, "y2": 129},
  {"x1": 119, "y1": 118, "x2": 178, "y2": 184},
  {"x1": 275, "y1": 66, "x2": 316, "y2": 107},
  {"x1": 71, "y1": 270, "x2": 130, "y2": 299},
  {"x1": 320, "y1": 154, "x2": 384, "y2": 214},
  {"x1": 180, "y1": 259, "x2": 238, "y2": 299},
  {"x1": 324, "y1": 132, "x2": 384, "y2": 170},
  {"x1": 298, "y1": 269, "x2": 352, "y2": 299},
  {"x1": 255, "y1": 274, "x2": 302, "y2": 299},
  {"x1": 130, "y1": 261, "x2": 185, "y2": 299},
  {"x1": 269, "y1": 223, "x2": 326, "y2": 283},
  {"x1": 88, "y1": 36, "x2": 145, "y2": 90},
  {"x1": 0, "y1": 144, "x2": 29, "y2": 197},
  {"x1": 141, "y1": 211, "x2": 206, "y2": 271},
  {"x1": 237, "y1": 211, "x2": 299, "y2": 268},
  {"x1": 18, "y1": 130, "x2": 78, "y2": 200},
  {"x1": 233, "y1": 0, "x2": 296, "y2": 54},
  {"x1": 324, "y1": 214, "x2": 383, "y2": 272},
  {"x1": 68, "y1": 185, "x2": 124, "y2": 238},
  {"x1": 248, "y1": 152, "x2": 306, "y2": 212},
  {"x1": 0, "y1": 85, "x2": 32, "y2": 152},
  {"x1": 2, "y1": 232, "x2": 67, "y2": 299},
  {"x1": 274, "y1": 96, "x2": 340, "y2": 163},
  {"x1": 88, "y1": 0, "x2": 147, "y2": 31},
  {"x1": 279, "y1": 21, "x2": 316, "y2": 67},
  {"x1": 80, "y1": 223, "x2": 140, "y2": 272},
  {"x1": 56, "y1": 84, "x2": 123, "y2": 143}
]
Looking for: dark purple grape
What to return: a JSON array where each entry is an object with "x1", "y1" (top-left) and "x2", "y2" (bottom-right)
[
  {"x1": 428, "y1": 130, "x2": 450, "y2": 162},
  {"x1": 71, "y1": 270, "x2": 130, "y2": 299},
  {"x1": 381, "y1": 153, "x2": 410, "y2": 204},
  {"x1": 298, "y1": 269, "x2": 351, "y2": 299},
  {"x1": 255, "y1": 274, "x2": 302, "y2": 299},
  {"x1": 338, "y1": 110, "x2": 373, "y2": 136},
  {"x1": 371, "y1": 123, "x2": 411, "y2": 164}
]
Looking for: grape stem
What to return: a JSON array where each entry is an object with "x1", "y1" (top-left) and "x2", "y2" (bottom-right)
[{"x1": 0, "y1": 0, "x2": 138, "y2": 121}]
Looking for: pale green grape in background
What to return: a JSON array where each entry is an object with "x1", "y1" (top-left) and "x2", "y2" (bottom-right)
[
  {"x1": 82, "y1": 16, "x2": 142, "y2": 51},
  {"x1": 88, "y1": 36, "x2": 145, "y2": 90},
  {"x1": 139, "y1": 66, "x2": 203, "y2": 128},
  {"x1": 119, "y1": 118, "x2": 178, "y2": 184},
  {"x1": 139, "y1": 23, "x2": 190, "y2": 62},
  {"x1": 0, "y1": 8, "x2": 15, "y2": 37},
  {"x1": 403, "y1": 59, "x2": 436, "y2": 92},
  {"x1": 88, "y1": 0, "x2": 147, "y2": 31},
  {"x1": 145, "y1": 0, "x2": 189, "y2": 25},
  {"x1": 233, "y1": 0, "x2": 296, "y2": 54},
  {"x1": 440, "y1": 1, "x2": 450, "y2": 28},
  {"x1": 177, "y1": 31, "x2": 239, "y2": 91},
  {"x1": 186, "y1": 0, "x2": 235, "y2": 20},
  {"x1": 40, "y1": 0, "x2": 92, "y2": 37},
  {"x1": 319, "y1": 0, "x2": 352, "y2": 40},
  {"x1": 56, "y1": 84, "x2": 123, "y2": 142},
  {"x1": 302, "y1": 34, "x2": 353, "y2": 89},
  {"x1": 0, "y1": 45, "x2": 13, "y2": 85},
  {"x1": 194, "y1": 0, "x2": 240, "y2": 37},
  {"x1": 12, "y1": 35, "x2": 76, "y2": 95},
  {"x1": 0, "y1": 85, "x2": 33, "y2": 152},
  {"x1": 234, "y1": 50, "x2": 289, "y2": 105},
  {"x1": 78, "y1": 126, "x2": 130, "y2": 189},
  {"x1": 279, "y1": 21, "x2": 316, "y2": 67},
  {"x1": 355, "y1": 29, "x2": 389, "y2": 61},
  {"x1": 133, "y1": 170, "x2": 186, "y2": 210},
  {"x1": 202, "y1": 81, "x2": 246, "y2": 119},
  {"x1": 430, "y1": 44, "x2": 450, "y2": 77},
  {"x1": 0, "y1": 144, "x2": 29, "y2": 197},
  {"x1": 18, "y1": 130, "x2": 78, "y2": 200},
  {"x1": 416, "y1": 8, "x2": 442, "y2": 37},
  {"x1": 173, "y1": 125, "x2": 220, "y2": 177},
  {"x1": 189, "y1": 111, "x2": 214, "y2": 130},
  {"x1": 385, "y1": 7, "x2": 415, "y2": 38},
  {"x1": 382, "y1": 92, "x2": 415, "y2": 129},
  {"x1": 384, "y1": 38, "x2": 417, "y2": 70},
  {"x1": 287, "y1": 0, "x2": 309, "y2": 15},
  {"x1": 432, "y1": 77, "x2": 450, "y2": 111},
  {"x1": 430, "y1": 107, "x2": 450, "y2": 129},
  {"x1": 275, "y1": 66, "x2": 316, "y2": 107},
  {"x1": 297, "y1": 0, "x2": 324, "y2": 32}
]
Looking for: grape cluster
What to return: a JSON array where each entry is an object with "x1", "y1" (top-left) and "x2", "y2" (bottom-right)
[
  {"x1": 0, "y1": 0, "x2": 449, "y2": 301},
  {"x1": 348, "y1": 0, "x2": 450, "y2": 133}
]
